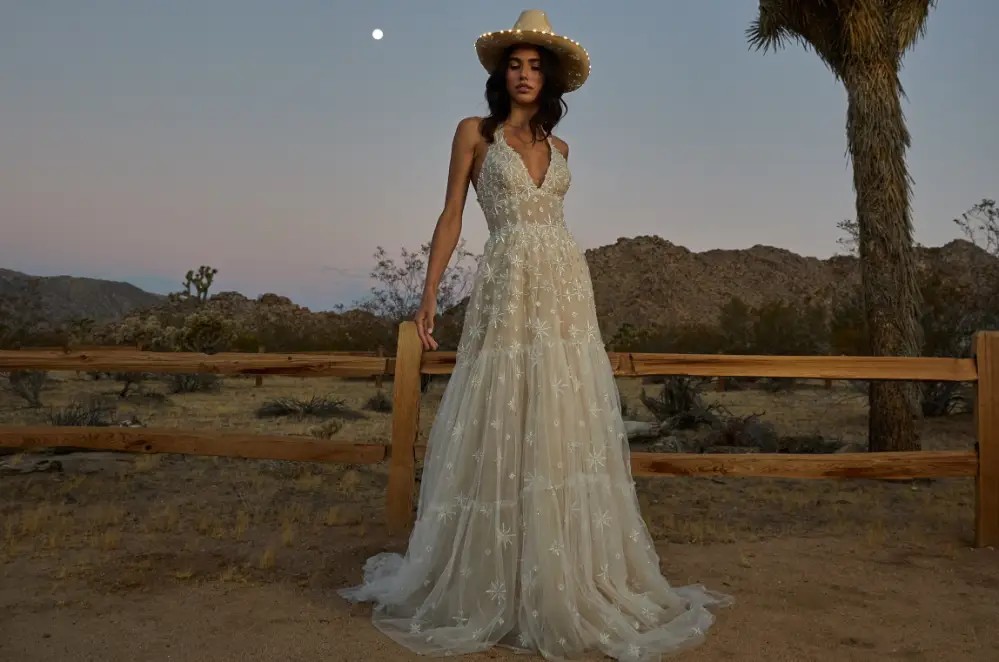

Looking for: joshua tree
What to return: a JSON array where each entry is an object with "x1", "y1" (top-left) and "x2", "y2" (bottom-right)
[
  {"x1": 180, "y1": 265, "x2": 218, "y2": 303},
  {"x1": 748, "y1": 0, "x2": 935, "y2": 451}
]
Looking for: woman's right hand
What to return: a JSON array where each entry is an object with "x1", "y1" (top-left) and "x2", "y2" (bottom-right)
[{"x1": 414, "y1": 295, "x2": 439, "y2": 351}]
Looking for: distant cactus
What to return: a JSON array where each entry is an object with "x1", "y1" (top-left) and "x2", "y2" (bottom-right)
[{"x1": 177, "y1": 265, "x2": 218, "y2": 303}]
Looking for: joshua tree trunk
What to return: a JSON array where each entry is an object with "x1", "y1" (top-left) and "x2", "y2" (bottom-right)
[
  {"x1": 748, "y1": 0, "x2": 935, "y2": 453},
  {"x1": 843, "y1": 54, "x2": 922, "y2": 451}
]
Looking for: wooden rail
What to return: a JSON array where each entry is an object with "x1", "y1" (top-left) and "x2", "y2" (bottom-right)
[
  {"x1": 0, "y1": 427, "x2": 386, "y2": 463},
  {"x1": 0, "y1": 349, "x2": 393, "y2": 378},
  {"x1": 0, "y1": 326, "x2": 995, "y2": 547},
  {"x1": 421, "y1": 350, "x2": 978, "y2": 382},
  {"x1": 393, "y1": 324, "x2": 995, "y2": 544}
]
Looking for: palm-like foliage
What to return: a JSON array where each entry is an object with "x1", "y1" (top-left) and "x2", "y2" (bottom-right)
[{"x1": 748, "y1": 0, "x2": 936, "y2": 452}]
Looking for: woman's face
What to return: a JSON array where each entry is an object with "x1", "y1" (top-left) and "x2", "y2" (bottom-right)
[{"x1": 505, "y1": 46, "x2": 544, "y2": 105}]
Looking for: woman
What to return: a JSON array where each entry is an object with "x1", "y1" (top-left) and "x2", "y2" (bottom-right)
[{"x1": 339, "y1": 10, "x2": 732, "y2": 661}]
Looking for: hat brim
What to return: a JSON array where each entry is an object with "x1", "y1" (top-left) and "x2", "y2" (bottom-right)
[{"x1": 475, "y1": 29, "x2": 590, "y2": 92}]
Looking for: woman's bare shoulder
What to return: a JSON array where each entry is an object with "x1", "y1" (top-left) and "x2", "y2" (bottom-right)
[
  {"x1": 550, "y1": 134, "x2": 569, "y2": 160},
  {"x1": 455, "y1": 116, "x2": 485, "y2": 142}
]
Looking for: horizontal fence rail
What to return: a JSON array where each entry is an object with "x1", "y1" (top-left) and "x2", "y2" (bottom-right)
[
  {"x1": 412, "y1": 445, "x2": 978, "y2": 480},
  {"x1": 0, "y1": 349, "x2": 393, "y2": 378},
  {"x1": 3, "y1": 348, "x2": 977, "y2": 383},
  {"x1": 396, "y1": 324, "x2": 996, "y2": 546},
  {"x1": 0, "y1": 427, "x2": 386, "y2": 464},
  {"x1": 421, "y1": 351, "x2": 978, "y2": 382},
  {"x1": 0, "y1": 325, "x2": 996, "y2": 548}
]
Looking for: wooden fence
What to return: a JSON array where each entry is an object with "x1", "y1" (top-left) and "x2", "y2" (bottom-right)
[{"x1": 0, "y1": 324, "x2": 995, "y2": 548}]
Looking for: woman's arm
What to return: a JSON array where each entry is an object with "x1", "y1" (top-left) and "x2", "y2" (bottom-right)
[{"x1": 414, "y1": 116, "x2": 481, "y2": 350}]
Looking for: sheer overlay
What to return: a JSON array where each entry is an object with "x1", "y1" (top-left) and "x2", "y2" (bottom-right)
[{"x1": 339, "y1": 124, "x2": 732, "y2": 660}]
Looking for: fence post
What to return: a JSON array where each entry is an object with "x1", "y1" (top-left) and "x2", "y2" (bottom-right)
[
  {"x1": 975, "y1": 331, "x2": 999, "y2": 548},
  {"x1": 385, "y1": 321, "x2": 424, "y2": 533}
]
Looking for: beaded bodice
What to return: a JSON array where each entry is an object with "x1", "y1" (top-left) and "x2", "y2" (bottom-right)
[{"x1": 474, "y1": 124, "x2": 571, "y2": 235}]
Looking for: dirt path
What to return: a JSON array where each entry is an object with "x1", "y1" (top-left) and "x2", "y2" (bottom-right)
[
  {"x1": 2, "y1": 378, "x2": 995, "y2": 660},
  {"x1": 3, "y1": 534, "x2": 997, "y2": 662}
]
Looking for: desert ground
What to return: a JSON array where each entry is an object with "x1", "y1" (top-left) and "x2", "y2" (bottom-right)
[{"x1": 1, "y1": 372, "x2": 997, "y2": 661}]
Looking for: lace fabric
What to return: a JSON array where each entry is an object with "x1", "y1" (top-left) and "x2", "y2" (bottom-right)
[{"x1": 339, "y1": 124, "x2": 732, "y2": 661}]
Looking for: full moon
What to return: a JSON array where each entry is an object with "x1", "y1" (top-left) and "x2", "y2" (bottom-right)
[{"x1": 372, "y1": 28, "x2": 383, "y2": 40}]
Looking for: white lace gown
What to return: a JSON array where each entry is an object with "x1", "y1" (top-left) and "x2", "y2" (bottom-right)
[{"x1": 339, "y1": 124, "x2": 732, "y2": 661}]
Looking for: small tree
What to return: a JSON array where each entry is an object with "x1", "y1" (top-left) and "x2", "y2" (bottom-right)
[
  {"x1": 355, "y1": 241, "x2": 479, "y2": 323},
  {"x1": 835, "y1": 219, "x2": 860, "y2": 256},
  {"x1": 955, "y1": 199, "x2": 999, "y2": 257},
  {"x1": 171, "y1": 265, "x2": 218, "y2": 303}
]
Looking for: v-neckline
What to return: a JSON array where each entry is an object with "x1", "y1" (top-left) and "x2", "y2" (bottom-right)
[{"x1": 499, "y1": 124, "x2": 552, "y2": 190}]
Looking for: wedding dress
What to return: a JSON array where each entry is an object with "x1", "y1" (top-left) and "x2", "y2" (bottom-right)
[{"x1": 339, "y1": 124, "x2": 732, "y2": 661}]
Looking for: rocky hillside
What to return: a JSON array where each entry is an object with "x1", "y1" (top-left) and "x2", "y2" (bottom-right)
[
  {"x1": 6, "y1": 237, "x2": 995, "y2": 349},
  {"x1": 584, "y1": 237, "x2": 995, "y2": 337},
  {"x1": 0, "y1": 268, "x2": 164, "y2": 323}
]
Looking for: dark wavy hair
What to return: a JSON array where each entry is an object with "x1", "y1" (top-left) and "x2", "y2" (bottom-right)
[{"x1": 479, "y1": 44, "x2": 569, "y2": 144}]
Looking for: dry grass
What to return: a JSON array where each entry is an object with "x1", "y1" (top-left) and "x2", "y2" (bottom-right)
[{"x1": 0, "y1": 371, "x2": 991, "y2": 660}]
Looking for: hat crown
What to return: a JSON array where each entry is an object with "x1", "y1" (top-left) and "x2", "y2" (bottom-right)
[
  {"x1": 512, "y1": 9, "x2": 553, "y2": 34},
  {"x1": 474, "y1": 9, "x2": 589, "y2": 92}
]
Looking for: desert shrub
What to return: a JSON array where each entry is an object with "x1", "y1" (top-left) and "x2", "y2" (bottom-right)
[
  {"x1": 178, "y1": 309, "x2": 235, "y2": 354},
  {"x1": 829, "y1": 289, "x2": 868, "y2": 355},
  {"x1": 665, "y1": 324, "x2": 726, "y2": 354},
  {"x1": 609, "y1": 296, "x2": 828, "y2": 358},
  {"x1": 364, "y1": 389, "x2": 393, "y2": 413},
  {"x1": 113, "y1": 372, "x2": 149, "y2": 397},
  {"x1": 759, "y1": 377, "x2": 797, "y2": 392},
  {"x1": 230, "y1": 332, "x2": 262, "y2": 353},
  {"x1": 749, "y1": 299, "x2": 829, "y2": 355},
  {"x1": 606, "y1": 322, "x2": 656, "y2": 352},
  {"x1": 639, "y1": 377, "x2": 720, "y2": 431},
  {"x1": 705, "y1": 413, "x2": 778, "y2": 451},
  {"x1": 2, "y1": 370, "x2": 48, "y2": 408},
  {"x1": 777, "y1": 434, "x2": 844, "y2": 454},
  {"x1": 716, "y1": 296, "x2": 754, "y2": 354},
  {"x1": 251, "y1": 307, "x2": 396, "y2": 353},
  {"x1": 917, "y1": 269, "x2": 996, "y2": 416},
  {"x1": 110, "y1": 307, "x2": 236, "y2": 354},
  {"x1": 607, "y1": 322, "x2": 722, "y2": 354},
  {"x1": 48, "y1": 397, "x2": 116, "y2": 426},
  {"x1": 256, "y1": 395, "x2": 363, "y2": 420},
  {"x1": 166, "y1": 373, "x2": 223, "y2": 394},
  {"x1": 0, "y1": 282, "x2": 49, "y2": 349},
  {"x1": 309, "y1": 419, "x2": 344, "y2": 439},
  {"x1": 112, "y1": 315, "x2": 176, "y2": 351},
  {"x1": 920, "y1": 381, "x2": 970, "y2": 417}
]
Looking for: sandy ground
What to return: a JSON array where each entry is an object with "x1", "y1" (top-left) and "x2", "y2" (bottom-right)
[{"x1": 1, "y1": 373, "x2": 997, "y2": 661}]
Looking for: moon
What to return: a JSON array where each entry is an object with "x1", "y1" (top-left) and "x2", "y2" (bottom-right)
[{"x1": 372, "y1": 28, "x2": 383, "y2": 40}]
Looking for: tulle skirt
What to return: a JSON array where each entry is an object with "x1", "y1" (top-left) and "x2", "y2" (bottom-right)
[{"x1": 339, "y1": 221, "x2": 732, "y2": 660}]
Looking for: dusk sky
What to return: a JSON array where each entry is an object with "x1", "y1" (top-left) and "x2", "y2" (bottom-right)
[{"x1": 3, "y1": 1, "x2": 996, "y2": 311}]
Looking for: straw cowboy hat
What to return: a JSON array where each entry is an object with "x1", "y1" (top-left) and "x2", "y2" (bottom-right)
[{"x1": 475, "y1": 9, "x2": 591, "y2": 92}]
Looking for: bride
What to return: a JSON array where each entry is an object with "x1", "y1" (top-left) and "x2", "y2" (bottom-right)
[{"x1": 339, "y1": 10, "x2": 732, "y2": 661}]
